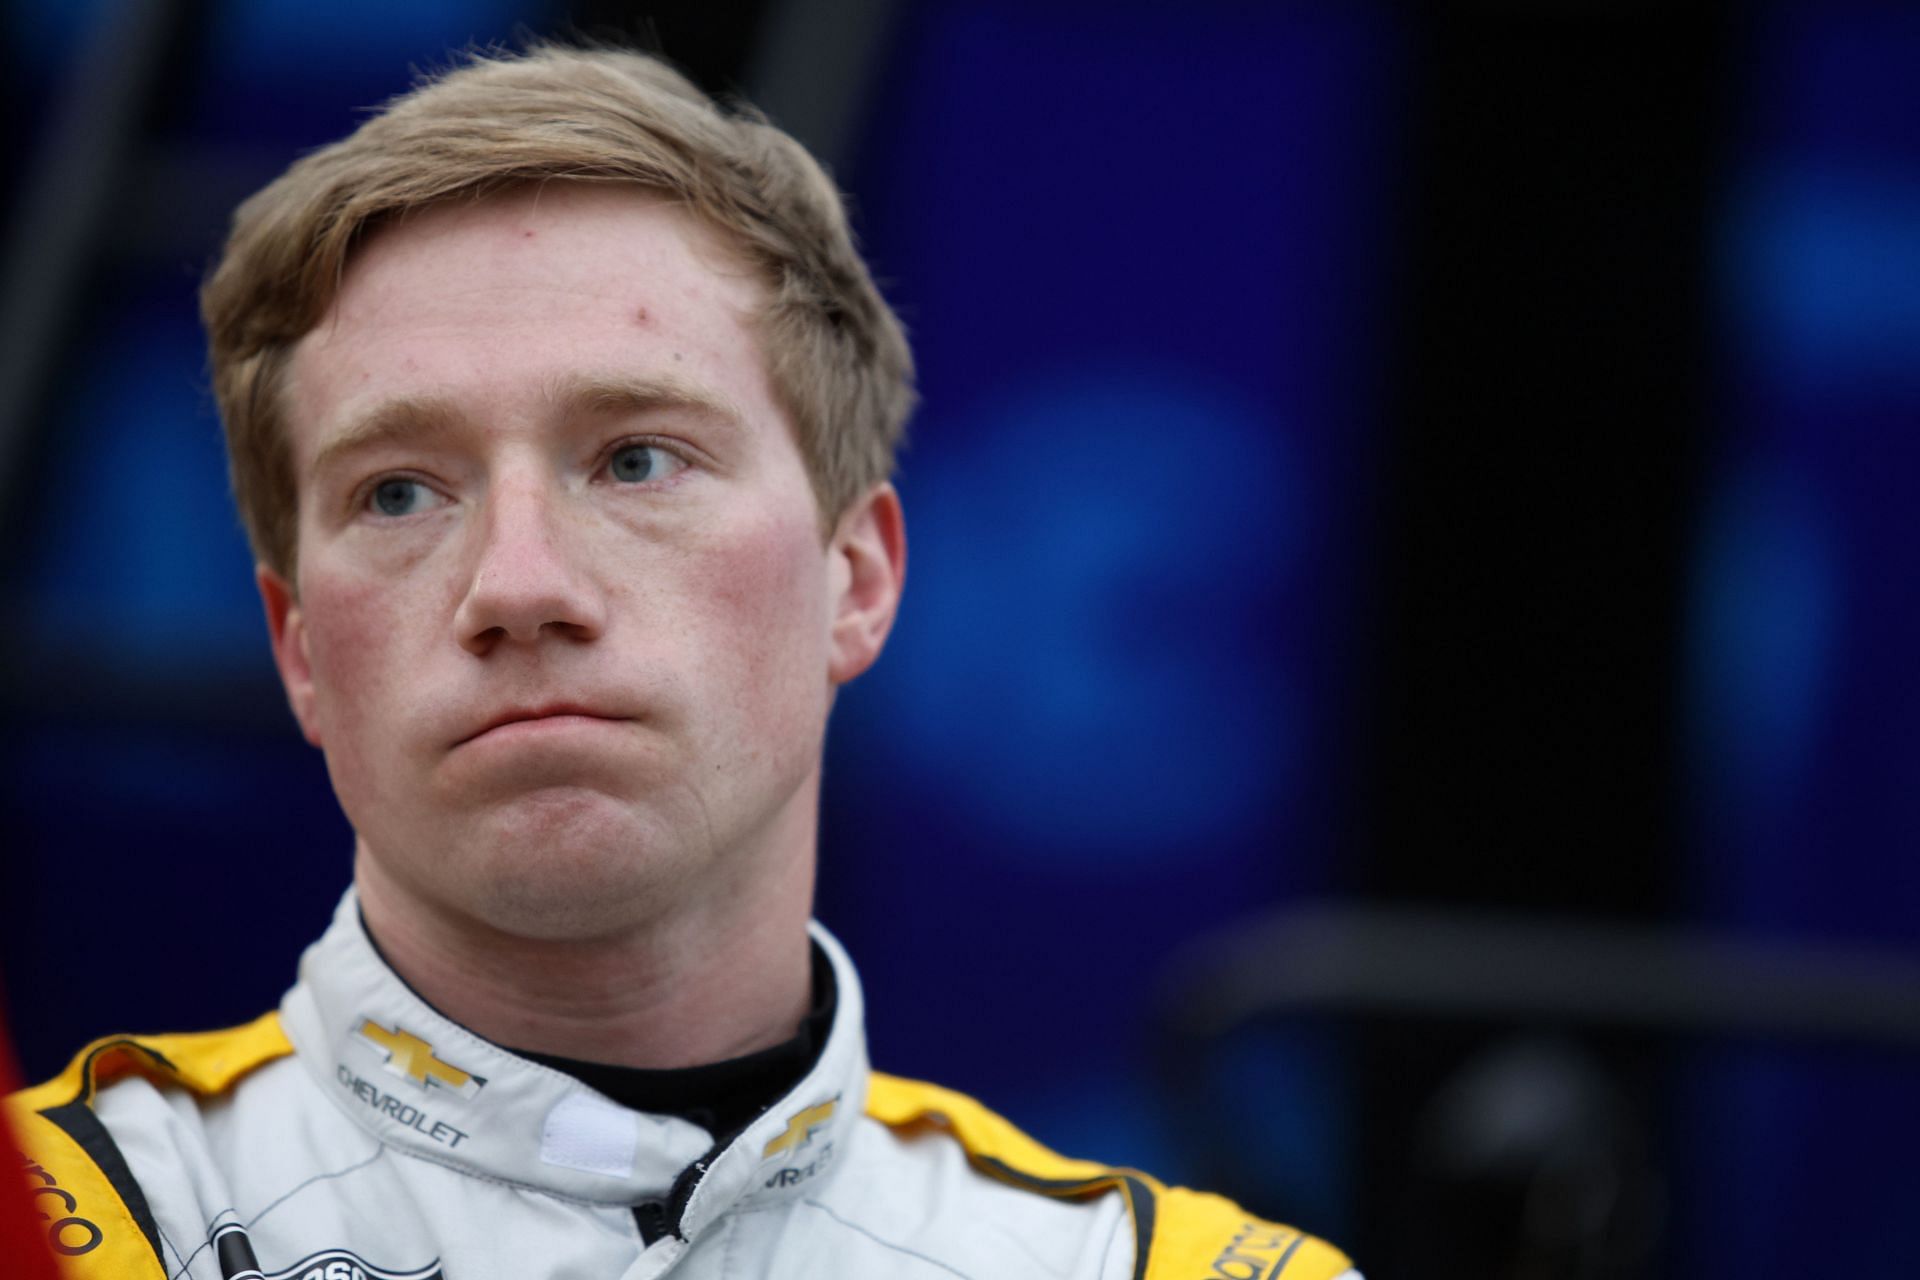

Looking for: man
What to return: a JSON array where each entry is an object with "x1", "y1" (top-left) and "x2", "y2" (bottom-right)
[{"x1": 8, "y1": 44, "x2": 1358, "y2": 1280}]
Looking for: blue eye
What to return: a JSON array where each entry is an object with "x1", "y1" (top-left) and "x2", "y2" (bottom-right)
[
  {"x1": 370, "y1": 478, "x2": 435, "y2": 516},
  {"x1": 609, "y1": 443, "x2": 684, "y2": 484}
]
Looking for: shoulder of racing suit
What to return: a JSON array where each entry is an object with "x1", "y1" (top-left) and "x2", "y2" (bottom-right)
[
  {"x1": 8, "y1": 1001, "x2": 1360, "y2": 1280},
  {"x1": 7, "y1": 1012, "x2": 293, "y2": 1280},
  {"x1": 864, "y1": 1072, "x2": 1357, "y2": 1280}
]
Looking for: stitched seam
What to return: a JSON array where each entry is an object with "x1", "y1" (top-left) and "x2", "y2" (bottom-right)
[
  {"x1": 247, "y1": 1145, "x2": 389, "y2": 1231},
  {"x1": 802, "y1": 1197, "x2": 977, "y2": 1280},
  {"x1": 170, "y1": 1146, "x2": 385, "y2": 1280},
  {"x1": 1095, "y1": 1206, "x2": 1126, "y2": 1280},
  {"x1": 716, "y1": 1210, "x2": 741, "y2": 1278},
  {"x1": 169, "y1": 1208, "x2": 241, "y2": 1279},
  {"x1": 158, "y1": 1222, "x2": 191, "y2": 1275},
  {"x1": 729, "y1": 1197, "x2": 813, "y2": 1218},
  {"x1": 335, "y1": 1114, "x2": 652, "y2": 1208}
]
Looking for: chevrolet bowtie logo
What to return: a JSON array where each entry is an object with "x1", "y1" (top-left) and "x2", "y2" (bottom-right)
[
  {"x1": 764, "y1": 1098, "x2": 838, "y2": 1158},
  {"x1": 355, "y1": 1020, "x2": 485, "y2": 1098}
]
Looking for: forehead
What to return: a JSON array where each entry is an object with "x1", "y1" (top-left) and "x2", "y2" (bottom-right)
[{"x1": 282, "y1": 184, "x2": 773, "y2": 464}]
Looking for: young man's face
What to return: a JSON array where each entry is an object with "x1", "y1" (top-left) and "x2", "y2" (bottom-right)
[{"x1": 261, "y1": 184, "x2": 901, "y2": 942}]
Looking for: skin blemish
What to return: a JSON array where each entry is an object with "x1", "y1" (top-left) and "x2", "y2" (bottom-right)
[
  {"x1": 522, "y1": 229, "x2": 536, "y2": 239},
  {"x1": 634, "y1": 306, "x2": 651, "y2": 326}
]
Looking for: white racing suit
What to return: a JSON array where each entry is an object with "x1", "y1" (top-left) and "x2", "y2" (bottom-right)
[{"x1": 9, "y1": 891, "x2": 1358, "y2": 1280}]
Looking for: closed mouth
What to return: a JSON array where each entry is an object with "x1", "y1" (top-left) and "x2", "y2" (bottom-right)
[{"x1": 456, "y1": 706, "x2": 625, "y2": 747}]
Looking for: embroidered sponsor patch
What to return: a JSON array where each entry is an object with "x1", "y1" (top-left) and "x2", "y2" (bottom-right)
[
  {"x1": 335, "y1": 1064, "x2": 472, "y2": 1148},
  {"x1": 264, "y1": 1247, "x2": 445, "y2": 1280},
  {"x1": 1204, "y1": 1221, "x2": 1305, "y2": 1280},
  {"x1": 353, "y1": 1020, "x2": 486, "y2": 1098},
  {"x1": 18, "y1": 1157, "x2": 104, "y2": 1257},
  {"x1": 763, "y1": 1096, "x2": 838, "y2": 1158},
  {"x1": 763, "y1": 1139, "x2": 836, "y2": 1190}
]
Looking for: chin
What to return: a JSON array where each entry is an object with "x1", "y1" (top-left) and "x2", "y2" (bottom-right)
[{"x1": 441, "y1": 789, "x2": 696, "y2": 942}]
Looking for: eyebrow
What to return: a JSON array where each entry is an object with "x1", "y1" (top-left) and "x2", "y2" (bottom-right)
[
  {"x1": 309, "y1": 396, "x2": 460, "y2": 480},
  {"x1": 545, "y1": 370, "x2": 746, "y2": 431},
  {"x1": 308, "y1": 372, "x2": 747, "y2": 479}
]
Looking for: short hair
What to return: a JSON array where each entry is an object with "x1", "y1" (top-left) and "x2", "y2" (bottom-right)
[{"x1": 202, "y1": 42, "x2": 915, "y2": 578}]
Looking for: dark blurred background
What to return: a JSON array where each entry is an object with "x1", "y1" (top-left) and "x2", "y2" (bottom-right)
[{"x1": 3, "y1": 1, "x2": 1918, "y2": 1277}]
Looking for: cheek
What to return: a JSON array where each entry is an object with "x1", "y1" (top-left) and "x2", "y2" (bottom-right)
[
  {"x1": 689, "y1": 509, "x2": 832, "y2": 728},
  {"x1": 298, "y1": 571, "x2": 413, "y2": 743}
]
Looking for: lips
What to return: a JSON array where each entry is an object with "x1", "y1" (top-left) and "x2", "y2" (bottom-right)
[{"x1": 455, "y1": 703, "x2": 628, "y2": 747}]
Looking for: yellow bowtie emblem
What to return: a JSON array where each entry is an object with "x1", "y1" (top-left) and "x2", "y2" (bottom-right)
[
  {"x1": 356, "y1": 1020, "x2": 483, "y2": 1097},
  {"x1": 764, "y1": 1098, "x2": 838, "y2": 1157}
]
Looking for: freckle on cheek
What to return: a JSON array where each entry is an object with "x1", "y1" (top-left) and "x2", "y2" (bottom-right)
[{"x1": 633, "y1": 306, "x2": 650, "y2": 326}]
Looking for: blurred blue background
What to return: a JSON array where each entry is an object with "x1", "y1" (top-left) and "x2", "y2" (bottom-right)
[{"x1": 2, "y1": 1, "x2": 1917, "y2": 1276}]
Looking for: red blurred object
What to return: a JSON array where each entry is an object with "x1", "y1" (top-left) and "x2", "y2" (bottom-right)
[{"x1": 2, "y1": 986, "x2": 65, "y2": 1279}]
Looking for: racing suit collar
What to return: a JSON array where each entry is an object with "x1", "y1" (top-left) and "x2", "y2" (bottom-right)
[{"x1": 279, "y1": 888, "x2": 867, "y2": 1236}]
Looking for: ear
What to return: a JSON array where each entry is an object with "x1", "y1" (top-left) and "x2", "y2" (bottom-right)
[
  {"x1": 257, "y1": 564, "x2": 325, "y2": 747},
  {"x1": 827, "y1": 482, "x2": 906, "y2": 686}
]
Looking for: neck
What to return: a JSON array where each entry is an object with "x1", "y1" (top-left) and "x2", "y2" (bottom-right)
[{"x1": 352, "y1": 816, "x2": 817, "y2": 1070}]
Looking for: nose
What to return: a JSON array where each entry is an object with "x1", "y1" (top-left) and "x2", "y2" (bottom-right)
[{"x1": 454, "y1": 477, "x2": 607, "y2": 654}]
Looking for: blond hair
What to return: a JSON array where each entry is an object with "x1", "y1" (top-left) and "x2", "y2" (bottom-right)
[{"x1": 202, "y1": 43, "x2": 914, "y2": 577}]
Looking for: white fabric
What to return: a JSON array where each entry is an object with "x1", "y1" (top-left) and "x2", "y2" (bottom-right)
[
  {"x1": 89, "y1": 891, "x2": 1135, "y2": 1280},
  {"x1": 539, "y1": 1091, "x2": 643, "y2": 1178}
]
